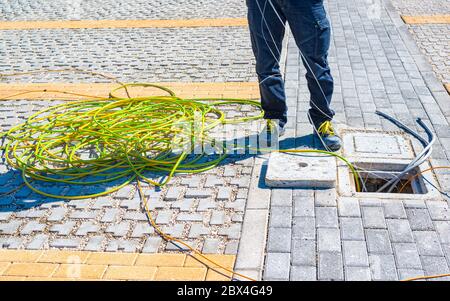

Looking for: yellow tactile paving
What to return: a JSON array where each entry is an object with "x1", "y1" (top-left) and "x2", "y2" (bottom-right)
[
  {"x1": 0, "y1": 18, "x2": 248, "y2": 30},
  {"x1": 401, "y1": 15, "x2": 450, "y2": 24},
  {"x1": 0, "y1": 82, "x2": 260, "y2": 100},
  {"x1": 0, "y1": 250, "x2": 236, "y2": 281}
]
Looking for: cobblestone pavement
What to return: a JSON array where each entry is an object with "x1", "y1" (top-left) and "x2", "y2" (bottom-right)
[
  {"x1": 391, "y1": 0, "x2": 450, "y2": 86},
  {"x1": 0, "y1": 0, "x2": 261, "y2": 260},
  {"x1": 263, "y1": 0, "x2": 450, "y2": 281},
  {"x1": 0, "y1": 0, "x2": 246, "y2": 21},
  {"x1": 0, "y1": 27, "x2": 256, "y2": 83}
]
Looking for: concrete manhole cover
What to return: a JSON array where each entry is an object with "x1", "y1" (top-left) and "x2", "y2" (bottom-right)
[{"x1": 265, "y1": 152, "x2": 336, "y2": 188}]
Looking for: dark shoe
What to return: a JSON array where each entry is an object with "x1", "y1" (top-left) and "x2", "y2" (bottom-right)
[{"x1": 314, "y1": 121, "x2": 342, "y2": 152}]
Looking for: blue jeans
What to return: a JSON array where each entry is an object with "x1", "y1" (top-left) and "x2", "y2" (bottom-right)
[{"x1": 246, "y1": 0, "x2": 335, "y2": 128}]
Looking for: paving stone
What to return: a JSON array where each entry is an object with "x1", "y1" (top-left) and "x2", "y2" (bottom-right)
[
  {"x1": 106, "y1": 239, "x2": 139, "y2": 253},
  {"x1": 67, "y1": 199, "x2": 91, "y2": 209},
  {"x1": 162, "y1": 224, "x2": 185, "y2": 238},
  {"x1": 426, "y1": 201, "x2": 450, "y2": 221},
  {"x1": 155, "y1": 210, "x2": 173, "y2": 225},
  {"x1": 421, "y1": 256, "x2": 450, "y2": 280},
  {"x1": 340, "y1": 217, "x2": 365, "y2": 241},
  {"x1": 15, "y1": 208, "x2": 46, "y2": 219},
  {"x1": 91, "y1": 197, "x2": 114, "y2": 209},
  {"x1": 164, "y1": 187, "x2": 182, "y2": 201},
  {"x1": 47, "y1": 207, "x2": 67, "y2": 222},
  {"x1": 315, "y1": 207, "x2": 338, "y2": 228},
  {"x1": 434, "y1": 221, "x2": 450, "y2": 243},
  {"x1": 269, "y1": 206, "x2": 292, "y2": 228},
  {"x1": 231, "y1": 213, "x2": 243, "y2": 223},
  {"x1": 264, "y1": 253, "x2": 290, "y2": 280},
  {"x1": 292, "y1": 216, "x2": 315, "y2": 240},
  {"x1": 386, "y1": 219, "x2": 414, "y2": 243},
  {"x1": 0, "y1": 220, "x2": 21, "y2": 234},
  {"x1": 403, "y1": 199, "x2": 426, "y2": 209},
  {"x1": 180, "y1": 177, "x2": 201, "y2": 188},
  {"x1": 218, "y1": 224, "x2": 241, "y2": 239},
  {"x1": 0, "y1": 237, "x2": 23, "y2": 249},
  {"x1": 197, "y1": 199, "x2": 217, "y2": 211},
  {"x1": 393, "y1": 243, "x2": 422, "y2": 269},
  {"x1": 204, "y1": 175, "x2": 224, "y2": 187},
  {"x1": 0, "y1": 211, "x2": 13, "y2": 221},
  {"x1": 26, "y1": 234, "x2": 48, "y2": 250},
  {"x1": 406, "y1": 208, "x2": 434, "y2": 231},
  {"x1": 105, "y1": 222, "x2": 130, "y2": 237},
  {"x1": 344, "y1": 267, "x2": 372, "y2": 281},
  {"x1": 131, "y1": 223, "x2": 154, "y2": 238},
  {"x1": 142, "y1": 237, "x2": 162, "y2": 253},
  {"x1": 224, "y1": 240, "x2": 239, "y2": 255},
  {"x1": 383, "y1": 201, "x2": 407, "y2": 219},
  {"x1": 360, "y1": 198, "x2": 383, "y2": 207},
  {"x1": 119, "y1": 198, "x2": 141, "y2": 210},
  {"x1": 398, "y1": 269, "x2": 425, "y2": 281},
  {"x1": 271, "y1": 189, "x2": 293, "y2": 207},
  {"x1": 318, "y1": 252, "x2": 344, "y2": 281},
  {"x1": 50, "y1": 238, "x2": 81, "y2": 249},
  {"x1": 413, "y1": 231, "x2": 444, "y2": 256},
  {"x1": 337, "y1": 197, "x2": 361, "y2": 217},
  {"x1": 217, "y1": 187, "x2": 233, "y2": 201},
  {"x1": 202, "y1": 238, "x2": 221, "y2": 254},
  {"x1": 290, "y1": 266, "x2": 316, "y2": 281},
  {"x1": 185, "y1": 188, "x2": 212, "y2": 198},
  {"x1": 362, "y1": 207, "x2": 387, "y2": 229},
  {"x1": 49, "y1": 221, "x2": 76, "y2": 236},
  {"x1": 209, "y1": 211, "x2": 225, "y2": 225},
  {"x1": 115, "y1": 186, "x2": 134, "y2": 200},
  {"x1": 69, "y1": 210, "x2": 99, "y2": 220},
  {"x1": 318, "y1": 228, "x2": 341, "y2": 253},
  {"x1": 171, "y1": 199, "x2": 195, "y2": 211},
  {"x1": 292, "y1": 239, "x2": 316, "y2": 266},
  {"x1": 369, "y1": 254, "x2": 398, "y2": 281},
  {"x1": 177, "y1": 212, "x2": 203, "y2": 222},
  {"x1": 75, "y1": 222, "x2": 100, "y2": 236},
  {"x1": 123, "y1": 211, "x2": 148, "y2": 221},
  {"x1": 165, "y1": 240, "x2": 191, "y2": 252},
  {"x1": 267, "y1": 227, "x2": 292, "y2": 253},
  {"x1": 20, "y1": 221, "x2": 46, "y2": 235},
  {"x1": 366, "y1": 229, "x2": 393, "y2": 254},
  {"x1": 230, "y1": 176, "x2": 250, "y2": 187},
  {"x1": 315, "y1": 189, "x2": 337, "y2": 207},
  {"x1": 84, "y1": 236, "x2": 105, "y2": 252},
  {"x1": 293, "y1": 195, "x2": 315, "y2": 217},
  {"x1": 101, "y1": 208, "x2": 121, "y2": 223},
  {"x1": 188, "y1": 224, "x2": 209, "y2": 238},
  {"x1": 343, "y1": 241, "x2": 369, "y2": 267}
]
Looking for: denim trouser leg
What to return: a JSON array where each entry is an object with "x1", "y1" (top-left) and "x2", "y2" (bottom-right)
[
  {"x1": 246, "y1": 0, "x2": 335, "y2": 128},
  {"x1": 246, "y1": 0, "x2": 288, "y2": 125}
]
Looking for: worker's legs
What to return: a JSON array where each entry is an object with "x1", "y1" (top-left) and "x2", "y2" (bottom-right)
[
  {"x1": 282, "y1": 0, "x2": 335, "y2": 129},
  {"x1": 246, "y1": 0, "x2": 287, "y2": 126}
]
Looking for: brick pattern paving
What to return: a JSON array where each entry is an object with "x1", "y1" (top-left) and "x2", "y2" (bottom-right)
[
  {"x1": 0, "y1": 27, "x2": 255, "y2": 83},
  {"x1": 391, "y1": 0, "x2": 450, "y2": 86},
  {"x1": 263, "y1": 0, "x2": 450, "y2": 281},
  {"x1": 0, "y1": 0, "x2": 246, "y2": 21},
  {"x1": 0, "y1": 249, "x2": 235, "y2": 280}
]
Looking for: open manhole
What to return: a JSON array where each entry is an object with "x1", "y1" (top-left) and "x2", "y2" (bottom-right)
[{"x1": 351, "y1": 162, "x2": 427, "y2": 194}]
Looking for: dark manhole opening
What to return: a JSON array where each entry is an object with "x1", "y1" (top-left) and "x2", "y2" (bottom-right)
[{"x1": 351, "y1": 162, "x2": 428, "y2": 195}]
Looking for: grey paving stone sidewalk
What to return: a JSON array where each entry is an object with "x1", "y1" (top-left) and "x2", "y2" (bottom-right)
[
  {"x1": 0, "y1": 27, "x2": 256, "y2": 83},
  {"x1": 263, "y1": 0, "x2": 450, "y2": 281},
  {"x1": 0, "y1": 0, "x2": 246, "y2": 21}
]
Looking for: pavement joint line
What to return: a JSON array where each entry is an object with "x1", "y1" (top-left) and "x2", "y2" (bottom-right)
[
  {"x1": 0, "y1": 249, "x2": 236, "y2": 281},
  {"x1": 0, "y1": 82, "x2": 260, "y2": 100},
  {"x1": 0, "y1": 18, "x2": 249, "y2": 30},
  {"x1": 401, "y1": 15, "x2": 450, "y2": 24}
]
